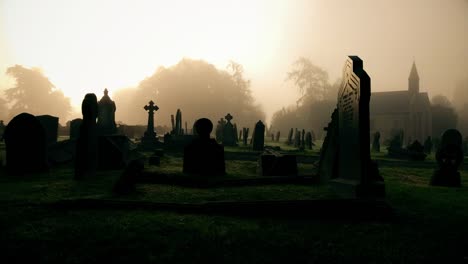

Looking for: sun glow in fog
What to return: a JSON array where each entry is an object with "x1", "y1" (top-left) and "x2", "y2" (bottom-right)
[{"x1": 1, "y1": 0, "x2": 288, "y2": 107}]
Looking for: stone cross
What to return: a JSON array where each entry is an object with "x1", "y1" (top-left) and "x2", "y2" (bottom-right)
[{"x1": 144, "y1": 100, "x2": 159, "y2": 137}]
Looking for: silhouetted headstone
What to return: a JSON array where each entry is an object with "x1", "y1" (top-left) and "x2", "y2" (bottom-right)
[
  {"x1": 4, "y1": 113, "x2": 48, "y2": 175},
  {"x1": 222, "y1": 113, "x2": 237, "y2": 146},
  {"x1": 69, "y1": 118, "x2": 83, "y2": 140},
  {"x1": 215, "y1": 118, "x2": 225, "y2": 142},
  {"x1": 75, "y1": 94, "x2": 99, "y2": 179},
  {"x1": 387, "y1": 130, "x2": 406, "y2": 159},
  {"x1": 242, "y1": 127, "x2": 249, "y2": 145},
  {"x1": 36, "y1": 115, "x2": 59, "y2": 145},
  {"x1": 322, "y1": 56, "x2": 384, "y2": 198},
  {"x1": 294, "y1": 129, "x2": 300, "y2": 148},
  {"x1": 97, "y1": 89, "x2": 117, "y2": 135},
  {"x1": 183, "y1": 118, "x2": 225, "y2": 176},
  {"x1": 258, "y1": 151, "x2": 298, "y2": 177},
  {"x1": 300, "y1": 129, "x2": 306, "y2": 150},
  {"x1": 140, "y1": 100, "x2": 163, "y2": 148},
  {"x1": 306, "y1": 132, "x2": 313, "y2": 150},
  {"x1": 407, "y1": 140, "x2": 426, "y2": 161},
  {"x1": 287, "y1": 128, "x2": 293, "y2": 145},
  {"x1": 424, "y1": 136, "x2": 433, "y2": 154},
  {"x1": 113, "y1": 159, "x2": 144, "y2": 195},
  {"x1": 372, "y1": 131, "x2": 381, "y2": 152},
  {"x1": 275, "y1": 131, "x2": 280, "y2": 142},
  {"x1": 430, "y1": 129, "x2": 463, "y2": 187},
  {"x1": 318, "y1": 109, "x2": 339, "y2": 180},
  {"x1": 252, "y1": 120, "x2": 265, "y2": 151}
]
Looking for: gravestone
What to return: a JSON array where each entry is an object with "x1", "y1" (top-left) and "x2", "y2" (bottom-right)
[
  {"x1": 372, "y1": 131, "x2": 380, "y2": 152},
  {"x1": 430, "y1": 129, "x2": 463, "y2": 187},
  {"x1": 287, "y1": 128, "x2": 293, "y2": 145},
  {"x1": 215, "y1": 118, "x2": 225, "y2": 142},
  {"x1": 300, "y1": 129, "x2": 306, "y2": 150},
  {"x1": 183, "y1": 118, "x2": 225, "y2": 176},
  {"x1": 306, "y1": 132, "x2": 313, "y2": 150},
  {"x1": 252, "y1": 120, "x2": 265, "y2": 151},
  {"x1": 294, "y1": 129, "x2": 300, "y2": 148},
  {"x1": 140, "y1": 100, "x2": 163, "y2": 149},
  {"x1": 69, "y1": 118, "x2": 83, "y2": 140},
  {"x1": 407, "y1": 140, "x2": 426, "y2": 161},
  {"x1": 222, "y1": 113, "x2": 237, "y2": 146},
  {"x1": 0, "y1": 120, "x2": 5, "y2": 138},
  {"x1": 36, "y1": 115, "x2": 59, "y2": 146},
  {"x1": 275, "y1": 131, "x2": 280, "y2": 142},
  {"x1": 97, "y1": 89, "x2": 117, "y2": 135},
  {"x1": 242, "y1": 127, "x2": 249, "y2": 145},
  {"x1": 322, "y1": 56, "x2": 384, "y2": 198},
  {"x1": 239, "y1": 129, "x2": 243, "y2": 141},
  {"x1": 75, "y1": 93, "x2": 99, "y2": 179},
  {"x1": 318, "y1": 109, "x2": 339, "y2": 180},
  {"x1": 424, "y1": 136, "x2": 433, "y2": 154},
  {"x1": 171, "y1": 109, "x2": 183, "y2": 135},
  {"x1": 4, "y1": 113, "x2": 48, "y2": 175},
  {"x1": 271, "y1": 133, "x2": 274, "y2": 141},
  {"x1": 233, "y1": 124, "x2": 239, "y2": 143},
  {"x1": 258, "y1": 151, "x2": 298, "y2": 177},
  {"x1": 113, "y1": 159, "x2": 144, "y2": 195},
  {"x1": 387, "y1": 130, "x2": 406, "y2": 159}
]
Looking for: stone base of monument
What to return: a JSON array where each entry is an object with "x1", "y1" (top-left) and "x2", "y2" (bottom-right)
[
  {"x1": 257, "y1": 154, "x2": 298, "y2": 177},
  {"x1": 330, "y1": 178, "x2": 386, "y2": 198},
  {"x1": 139, "y1": 136, "x2": 164, "y2": 150}
]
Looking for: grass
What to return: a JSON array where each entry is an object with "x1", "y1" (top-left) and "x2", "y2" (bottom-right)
[{"x1": 1, "y1": 141, "x2": 468, "y2": 263}]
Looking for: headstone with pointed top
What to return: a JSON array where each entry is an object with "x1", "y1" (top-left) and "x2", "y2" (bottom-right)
[
  {"x1": 252, "y1": 120, "x2": 265, "y2": 151},
  {"x1": 97, "y1": 88, "x2": 117, "y2": 135},
  {"x1": 222, "y1": 113, "x2": 237, "y2": 146}
]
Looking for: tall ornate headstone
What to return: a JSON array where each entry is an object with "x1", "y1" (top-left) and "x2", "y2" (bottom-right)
[
  {"x1": 252, "y1": 120, "x2": 265, "y2": 151},
  {"x1": 328, "y1": 56, "x2": 384, "y2": 198},
  {"x1": 97, "y1": 89, "x2": 117, "y2": 135},
  {"x1": 222, "y1": 113, "x2": 237, "y2": 146},
  {"x1": 75, "y1": 94, "x2": 99, "y2": 179},
  {"x1": 141, "y1": 100, "x2": 162, "y2": 148}
]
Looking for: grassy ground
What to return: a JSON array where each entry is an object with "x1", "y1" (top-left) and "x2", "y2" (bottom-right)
[{"x1": 1, "y1": 140, "x2": 468, "y2": 263}]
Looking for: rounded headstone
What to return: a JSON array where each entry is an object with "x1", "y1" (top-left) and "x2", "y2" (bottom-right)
[{"x1": 4, "y1": 113, "x2": 48, "y2": 175}]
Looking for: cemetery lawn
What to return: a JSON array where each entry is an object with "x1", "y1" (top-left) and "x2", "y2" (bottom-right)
[{"x1": 1, "y1": 145, "x2": 468, "y2": 263}]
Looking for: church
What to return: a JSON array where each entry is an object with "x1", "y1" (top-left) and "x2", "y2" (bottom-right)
[{"x1": 370, "y1": 62, "x2": 432, "y2": 145}]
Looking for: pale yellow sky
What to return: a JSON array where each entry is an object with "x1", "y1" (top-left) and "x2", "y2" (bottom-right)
[{"x1": 1, "y1": 0, "x2": 468, "y2": 122}]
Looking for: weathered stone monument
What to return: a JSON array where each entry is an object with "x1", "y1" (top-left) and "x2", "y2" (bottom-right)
[
  {"x1": 215, "y1": 118, "x2": 226, "y2": 142},
  {"x1": 4, "y1": 113, "x2": 48, "y2": 175},
  {"x1": 183, "y1": 118, "x2": 225, "y2": 176},
  {"x1": 140, "y1": 100, "x2": 163, "y2": 148},
  {"x1": 252, "y1": 120, "x2": 265, "y2": 151},
  {"x1": 75, "y1": 94, "x2": 99, "y2": 179},
  {"x1": 320, "y1": 56, "x2": 384, "y2": 198},
  {"x1": 97, "y1": 89, "x2": 117, "y2": 135},
  {"x1": 36, "y1": 115, "x2": 59, "y2": 146},
  {"x1": 222, "y1": 113, "x2": 237, "y2": 146},
  {"x1": 372, "y1": 131, "x2": 381, "y2": 152},
  {"x1": 430, "y1": 129, "x2": 463, "y2": 187}
]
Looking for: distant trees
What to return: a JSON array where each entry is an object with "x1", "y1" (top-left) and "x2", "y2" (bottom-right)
[
  {"x1": 431, "y1": 94, "x2": 458, "y2": 138},
  {"x1": 270, "y1": 57, "x2": 340, "y2": 138},
  {"x1": 113, "y1": 58, "x2": 265, "y2": 129},
  {"x1": 4, "y1": 65, "x2": 72, "y2": 121}
]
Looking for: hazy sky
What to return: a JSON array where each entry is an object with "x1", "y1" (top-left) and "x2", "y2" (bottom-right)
[{"x1": 1, "y1": 0, "x2": 467, "y2": 122}]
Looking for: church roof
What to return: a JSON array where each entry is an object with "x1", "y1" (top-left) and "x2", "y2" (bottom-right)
[
  {"x1": 370, "y1": 90, "x2": 431, "y2": 115},
  {"x1": 370, "y1": 91, "x2": 410, "y2": 114}
]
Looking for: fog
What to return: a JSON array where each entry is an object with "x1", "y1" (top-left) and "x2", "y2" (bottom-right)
[{"x1": 0, "y1": 0, "x2": 467, "y2": 125}]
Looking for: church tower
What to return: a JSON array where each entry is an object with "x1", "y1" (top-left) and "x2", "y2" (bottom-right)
[{"x1": 408, "y1": 61, "x2": 420, "y2": 95}]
